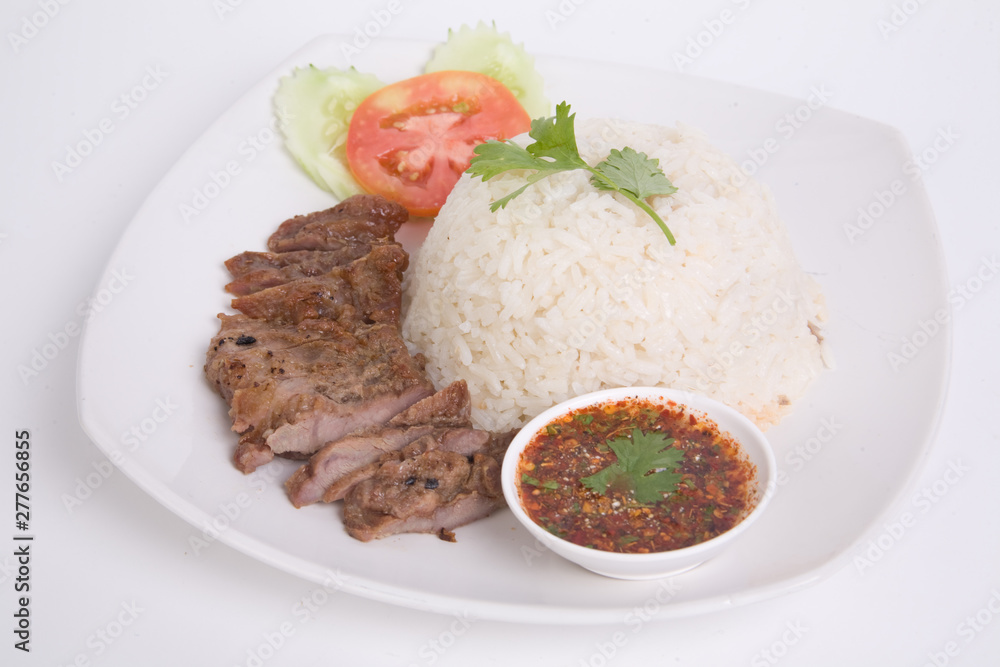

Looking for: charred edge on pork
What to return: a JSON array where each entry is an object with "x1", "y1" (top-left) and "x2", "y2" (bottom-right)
[
  {"x1": 341, "y1": 433, "x2": 509, "y2": 542},
  {"x1": 284, "y1": 380, "x2": 474, "y2": 508},
  {"x1": 206, "y1": 194, "x2": 510, "y2": 542}
]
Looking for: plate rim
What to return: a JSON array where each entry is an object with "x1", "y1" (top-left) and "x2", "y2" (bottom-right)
[{"x1": 75, "y1": 33, "x2": 953, "y2": 624}]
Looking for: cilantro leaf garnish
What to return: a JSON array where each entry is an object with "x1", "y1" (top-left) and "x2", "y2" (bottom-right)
[
  {"x1": 467, "y1": 105, "x2": 588, "y2": 210},
  {"x1": 590, "y1": 148, "x2": 678, "y2": 244},
  {"x1": 580, "y1": 429, "x2": 684, "y2": 505},
  {"x1": 521, "y1": 473, "x2": 560, "y2": 490},
  {"x1": 467, "y1": 102, "x2": 678, "y2": 244},
  {"x1": 521, "y1": 104, "x2": 589, "y2": 167}
]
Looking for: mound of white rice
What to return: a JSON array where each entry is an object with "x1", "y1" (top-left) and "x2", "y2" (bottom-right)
[{"x1": 402, "y1": 118, "x2": 829, "y2": 433}]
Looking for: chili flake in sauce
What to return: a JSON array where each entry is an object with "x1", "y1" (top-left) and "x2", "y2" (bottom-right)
[{"x1": 516, "y1": 398, "x2": 758, "y2": 554}]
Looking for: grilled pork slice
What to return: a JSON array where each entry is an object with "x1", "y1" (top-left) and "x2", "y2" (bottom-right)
[
  {"x1": 386, "y1": 380, "x2": 472, "y2": 428},
  {"x1": 267, "y1": 194, "x2": 408, "y2": 253},
  {"x1": 205, "y1": 315, "x2": 433, "y2": 473},
  {"x1": 234, "y1": 440, "x2": 275, "y2": 473},
  {"x1": 224, "y1": 245, "x2": 385, "y2": 296},
  {"x1": 285, "y1": 425, "x2": 436, "y2": 508},
  {"x1": 322, "y1": 429, "x2": 490, "y2": 504},
  {"x1": 285, "y1": 380, "x2": 473, "y2": 508},
  {"x1": 342, "y1": 434, "x2": 507, "y2": 542},
  {"x1": 230, "y1": 244, "x2": 408, "y2": 327}
]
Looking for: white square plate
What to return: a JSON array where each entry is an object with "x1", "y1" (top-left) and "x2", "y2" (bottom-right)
[{"x1": 77, "y1": 35, "x2": 949, "y2": 623}]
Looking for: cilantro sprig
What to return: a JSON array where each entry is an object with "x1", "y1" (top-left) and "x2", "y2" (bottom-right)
[
  {"x1": 467, "y1": 102, "x2": 679, "y2": 244},
  {"x1": 521, "y1": 473, "x2": 560, "y2": 491},
  {"x1": 580, "y1": 429, "x2": 684, "y2": 505}
]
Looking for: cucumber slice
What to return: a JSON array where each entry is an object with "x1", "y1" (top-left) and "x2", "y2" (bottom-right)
[
  {"x1": 273, "y1": 65, "x2": 385, "y2": 199},
  {"x1": 424, "y1": 22, "x2": 550, "y2": 118}
]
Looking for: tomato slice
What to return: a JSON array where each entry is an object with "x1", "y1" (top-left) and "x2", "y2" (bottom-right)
[{"x1": 345, "y1": 70, "x2": 531, "y2": 217}]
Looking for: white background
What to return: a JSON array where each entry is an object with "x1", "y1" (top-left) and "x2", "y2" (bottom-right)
[{"x1": 2, "y1": 0, "x2": 998, "y2": 665}]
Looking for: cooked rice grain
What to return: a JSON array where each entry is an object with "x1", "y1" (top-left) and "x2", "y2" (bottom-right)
[{"x1": 402, "y1": 119, "x2": 829, "y2": 433}]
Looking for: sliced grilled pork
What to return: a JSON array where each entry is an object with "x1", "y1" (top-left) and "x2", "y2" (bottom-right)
[
  {"x1": 262, "y1": 380, "x2": 433, "y2": 457},
  {"x1": 224, "y1": 245, "x2": 384, "y2": 296},
  {"x1": 234, "y1": 440, "x2": 274, "y2": 472},
  {"x1": 267, "y1": 194, "x2": 408, "y2": 253},
  {"x1": 285, "y1": 425, "x2": 436, "y2": 508},
  {"x1": 322, "y1": 428, "x2": 492, "y2": 504},
  {"x1": 342, "y1": 445, "x2": 505, "y2": 542},
  {"x1": 355, "y1": 494, "x2": 499, "y2": 542},
  {"x1": 230, "y1": 244, "x2": 408, "y2": 327},
  {"x1": 284, "y1": 380, "x2": 473, "y2": 508},
  {"x1": 386, "y1": 380, "x2": 472, "y2": 428},
  {"x1": 206, "y1": 314, "x2": 394, "y2": 401},
  {"x1": 205, "y1": 314, "x2": 433, "y2": 473},
  {"x1": 208, "y1": 194, "x2": 511, "y2": 541}
]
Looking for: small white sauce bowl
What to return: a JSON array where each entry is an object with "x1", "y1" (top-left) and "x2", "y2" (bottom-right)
[{"x1": 501, "y1": 386, "x2": 777, "y2": 580}]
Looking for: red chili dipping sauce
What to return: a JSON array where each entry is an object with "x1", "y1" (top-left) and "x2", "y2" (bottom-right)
[{"x1": 517, "y1": 398, "x2": 758, "y2": 554}]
